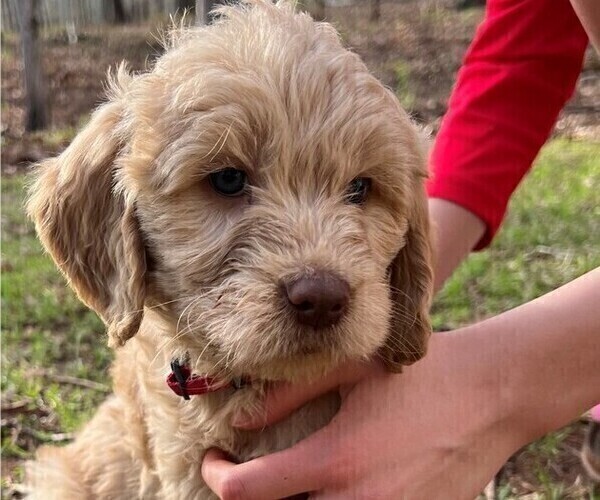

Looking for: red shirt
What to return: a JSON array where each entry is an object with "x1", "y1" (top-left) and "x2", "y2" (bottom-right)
[{"x1": 427, "y1": 0, "x2": 588, "y2": 250}]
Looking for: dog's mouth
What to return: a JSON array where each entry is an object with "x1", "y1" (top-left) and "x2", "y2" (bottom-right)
[
  {"x1": 241, "y1": 350, "x2": 345, "y2": 382},
  {"x1": 181, "y1": 333, "x2": 347, "y2": 383},
  {"x1": 169, "y1": 275, "x2": 388, "y2": 381}
]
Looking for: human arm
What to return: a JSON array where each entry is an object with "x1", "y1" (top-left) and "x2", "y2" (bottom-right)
[
  {"x1": 202, "y1": 269, "x2": 600, "y2": 499},
  {"x1": 570, "y1": 0, "x2": 600, "y2": 52},
  {"x1": 427, "y1": 0, "x2": 588, "y2": 268},
  {"x1": 428, "y1": 198, "x2": 484, "y2": 292},
  {"x1": 427, "y1": 0, "x2": 588, "y2": 290}
]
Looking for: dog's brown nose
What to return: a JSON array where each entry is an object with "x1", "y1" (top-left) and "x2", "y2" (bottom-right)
[{"x1": 284, "y1": 271, "x2": 349, "y2": 328}]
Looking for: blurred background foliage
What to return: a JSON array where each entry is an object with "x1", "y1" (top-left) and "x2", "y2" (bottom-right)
[{"x1": 1, "y1": 1, "x2": 599, "y2": 498}]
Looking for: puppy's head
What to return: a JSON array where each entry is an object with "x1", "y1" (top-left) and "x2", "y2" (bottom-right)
[{"x1": 28, "y1": 0, "x2": 432, "y2": 380}]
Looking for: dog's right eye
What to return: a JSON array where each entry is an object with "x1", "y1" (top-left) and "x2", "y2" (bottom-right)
[{"x1": 209, "y1": 168, "x2": 247, "y2": 197}]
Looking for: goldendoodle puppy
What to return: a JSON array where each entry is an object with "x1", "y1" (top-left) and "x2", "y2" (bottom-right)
[{"x1": 26, "y1": 1, "x2": 432, "y2": 498}]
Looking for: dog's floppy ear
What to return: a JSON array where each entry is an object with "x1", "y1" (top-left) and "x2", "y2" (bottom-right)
[
  {"x1": 380, "y1": 184, "x2": 433, "y2": 372},
  {"x1": 27, "y1": 94, "x2": 146, "y2": 348}
]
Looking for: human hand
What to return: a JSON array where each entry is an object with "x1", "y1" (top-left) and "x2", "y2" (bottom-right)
[{"x1": 201, "y1": 332, "x2": 523, "y2": 499}]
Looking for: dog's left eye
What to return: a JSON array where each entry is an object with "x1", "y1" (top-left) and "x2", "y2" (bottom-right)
[
  {"x1": 209, "y1": 168, "x2": 247, "y2": 197},
  {"x1": 345, "y1": 177, "x2": 371, "y2": 205}
]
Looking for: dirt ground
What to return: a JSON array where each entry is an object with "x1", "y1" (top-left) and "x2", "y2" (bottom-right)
[{"x1": 1, "y1": 1, "x2": 599, "y2": 498}]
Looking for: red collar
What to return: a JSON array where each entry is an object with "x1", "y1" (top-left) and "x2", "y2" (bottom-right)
[{"x1": 167, "y1": 360, "x2": 248, "y2": 400}]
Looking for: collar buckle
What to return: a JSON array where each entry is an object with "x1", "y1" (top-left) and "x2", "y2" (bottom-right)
[
  {"x1": 169, "y1": 360, "x2": 191, "y2": 400},
  {"x1": 167, "y1": 358, "x2": 251, "y2": 400}
]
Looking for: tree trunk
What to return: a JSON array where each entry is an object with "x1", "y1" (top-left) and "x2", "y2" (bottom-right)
[
  {"x1": 196, "y1": 0, "x2": 210, "y2": 25},
  {"x1": 112, "y1": 0, "x2": 129, "y2": 23},
  {"x1": 20, "y1": 0, "x2": 49, "y2": 131},
  {"x1": 177, "y1": 0, "x2": 195, "y2": 12},
  {"x1": 370, "y1": 0, "x2": 380, "y2": 21}
]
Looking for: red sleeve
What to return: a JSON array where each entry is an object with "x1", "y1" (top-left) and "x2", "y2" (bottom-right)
[{"x1": 427, "y1": 0, "x2": 588, "y2": 250}]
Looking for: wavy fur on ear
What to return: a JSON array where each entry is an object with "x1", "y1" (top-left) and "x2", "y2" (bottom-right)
[
  {"x1": 27, "y1": 71, "x2": 146, "y2": 347},
  {"x1": 380, "y1": 183, "x2": 433, "y2": 372}
]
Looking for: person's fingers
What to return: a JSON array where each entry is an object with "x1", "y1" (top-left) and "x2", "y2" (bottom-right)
[
  {"x1": 232, "y1": 360, "x2": 378, "y2": 429},
  {"x1": 202, "y1": 427, "x2": 337, "y2": 500}
]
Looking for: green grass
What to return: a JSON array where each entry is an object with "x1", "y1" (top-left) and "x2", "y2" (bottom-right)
[
  {"x1": 1, "y1": 138, "x2": 599, "y2": 497},
  {"x1": 432, "y1": 139, "x2": 600, "y2": 328},
  {"x1": 435, "y1": 138, "x2": 599, "y2": 498},
  {"x1": 31, "y1": 127, "x2": 78, "y2": 149},
  {"x1": 1, "y1": 177, "x2": 110, "y2": 489},
  {"x1": 392, "y1": 59, "x2": 416, "y2": 111}
]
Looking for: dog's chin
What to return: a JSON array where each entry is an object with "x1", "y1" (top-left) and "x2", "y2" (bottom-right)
[
  {"x1": 239, "y1": 350, "x2": 351, "y2": 382},
  {"x1": 179, "y1": 311, "x2": 389, "y2": 382}
]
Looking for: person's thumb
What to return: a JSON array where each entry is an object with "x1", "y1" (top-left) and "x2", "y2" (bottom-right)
[{"x1": 203, "y1": 416, "x2": 341, "y2": 499}]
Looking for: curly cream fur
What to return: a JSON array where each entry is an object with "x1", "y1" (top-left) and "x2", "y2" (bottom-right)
[{"x1": 26, "y1": 1, "x2": 432, "y2": 498}]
